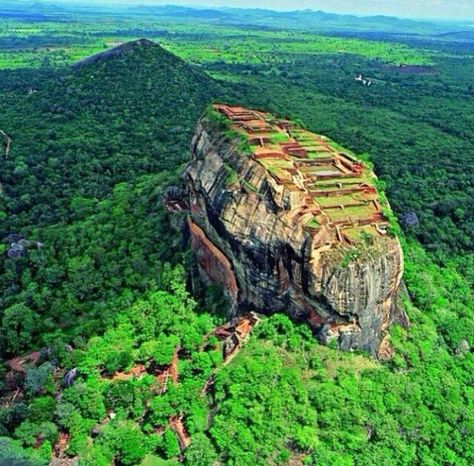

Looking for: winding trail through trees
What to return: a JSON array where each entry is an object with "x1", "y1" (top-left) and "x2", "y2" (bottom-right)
[{"x1": 0, "y1": 130, "x2": 11, "y2": 158}]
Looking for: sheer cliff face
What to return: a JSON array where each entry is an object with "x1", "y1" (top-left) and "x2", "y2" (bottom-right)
[{"x1": 184, "y1": 105, "x2": 406, "y2": 355}]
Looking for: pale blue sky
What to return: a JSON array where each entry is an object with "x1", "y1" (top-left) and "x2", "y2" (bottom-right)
[{"x1": 73, "y1": 0, "x2": 474, "y2": 21}]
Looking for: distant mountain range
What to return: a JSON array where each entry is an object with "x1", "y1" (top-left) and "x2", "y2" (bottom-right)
[{"x1": 0, "y1": 1, "x2": 469, "y2": 36}]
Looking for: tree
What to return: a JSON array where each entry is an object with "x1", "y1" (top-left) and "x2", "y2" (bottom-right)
[
  {"x1": 25, "y1": 363, "x2": 54, "y2": 395},
  {"x1": 14, "y1": 420, "x2": 58, "y2": 447},
  {"x1": 1, "y1": 303, "x2": 39, "y2": 354},
  {"x1": 184, "y1": 433, "x2": 217, "y2": 466},
  {"x1": 28, "y1": 397, "x2": 56, "y2": 423},
  {"x1": 161, "y1": 429, "x2": 180, "y2": 459},
  {"x1": 0, "y1": 436, "x2": 46, "y2": 466}
]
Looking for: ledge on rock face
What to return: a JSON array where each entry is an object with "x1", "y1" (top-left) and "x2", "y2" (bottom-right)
[{"x1": 183, "y1": 104, "x2": 407, "y2": 356}]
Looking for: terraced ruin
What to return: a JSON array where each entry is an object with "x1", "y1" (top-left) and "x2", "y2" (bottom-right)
[
  {"x1": 185, "y1": 104, "x2": 405, "y2": 354},
  {"x1": 215, "y1": 104, "x2": 389, "y2": 245}
]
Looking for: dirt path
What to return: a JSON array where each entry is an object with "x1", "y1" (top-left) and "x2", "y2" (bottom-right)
[
  {"x1": 7, "y1": 351, "x2": 41, "y2": 372},
  {"x1": 0, "y1": 130, "x2": 11, "y2": 157}
]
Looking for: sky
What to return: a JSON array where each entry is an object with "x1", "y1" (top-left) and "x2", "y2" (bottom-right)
[{"x1": 64, "y1": 0, "x2": 474, "y2": 21}]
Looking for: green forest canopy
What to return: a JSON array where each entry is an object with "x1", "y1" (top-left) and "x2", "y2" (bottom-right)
[{"x1": 0, "y1": 13, "x2": 473, "y2": 465}]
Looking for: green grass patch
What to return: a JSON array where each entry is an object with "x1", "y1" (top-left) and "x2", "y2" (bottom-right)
[
  {"x1": 223, "y1": 163, "x2": 239, "y2": 186},
  {"x1": 327, "y1": 204, "x2": 376, "y2": 220},
  {"x1": 306, "y1": 218, "x2": 320, "y2": 229},
  {"x1": 268, "y1": 131, "x2": 290, "y2": 144}
]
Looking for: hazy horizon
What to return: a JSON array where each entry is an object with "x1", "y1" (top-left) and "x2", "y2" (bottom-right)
[{"x1": 42, "y1": 0, "x2": 474, "y2": 21}]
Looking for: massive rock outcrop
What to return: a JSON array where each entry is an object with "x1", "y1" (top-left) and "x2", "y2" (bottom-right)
[{"x1": 184, "y1": 104, "x2": 406, "y2": 355}]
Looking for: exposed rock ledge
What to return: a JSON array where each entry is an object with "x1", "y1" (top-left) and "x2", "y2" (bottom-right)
[{"x1": 183, "y1": 104, "x2": 407, "y2": 355}]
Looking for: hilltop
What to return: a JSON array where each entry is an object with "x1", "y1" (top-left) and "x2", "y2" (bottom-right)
[
  {"x1": 0, "y1": 39, "x2": 223, "y2": 361},
  {"x1": 72, "y1": 38, "x2": 161, "y2": 69},
  {"x1": 0, "y1": 38, "x2": 219, "y2": 230}
]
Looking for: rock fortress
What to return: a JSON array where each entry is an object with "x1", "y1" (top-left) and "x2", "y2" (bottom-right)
[{"x1": 180, "y1": 104, "x2": 407, "y2": 356}]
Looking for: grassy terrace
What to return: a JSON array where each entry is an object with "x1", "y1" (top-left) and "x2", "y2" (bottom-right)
[
  {"x1": 315, "y1": 196, "x2": 373, "y2": 208},
  {"x1": 259, "y1": 158, "x2": 294, "y2": 170},
  {"x1": 313, "y1": 177, "x2": 366, "y2": 186},
  {"x1": 306, "y1": 218, "x2": 320, "y2": 229},
  {"x1": 306, "y1": 151, "x2": 335, "y2": 160},
  {"x1": 215, "y1": 104, "x2": 389, "y2": 242},
  {"x1": 327, "y1": 204, "x2": 378, "y2": 220}
]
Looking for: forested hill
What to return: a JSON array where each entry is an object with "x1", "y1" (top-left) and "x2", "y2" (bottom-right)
[
  {"x1": 0, "y1": 36, "x2": 473, "y2": 466},
  {"x1": 0, "y1": 38, "x2": 218, "y2": 230},
  {"x1": 0, "y1": 39, "x2": 223, "y2": 359}
]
